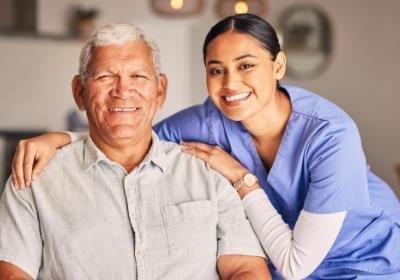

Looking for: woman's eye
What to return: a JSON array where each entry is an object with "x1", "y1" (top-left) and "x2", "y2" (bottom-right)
[
  {"x1": 209, "y1": 68, "x2": 225, "y2": 75},
  {"x1": 239, "y1": 64, "x2": 254, "y2": 70}
]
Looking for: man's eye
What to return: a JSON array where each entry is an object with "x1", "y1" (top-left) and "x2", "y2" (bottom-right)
[
  {"x1": 131, "y1": 74, "x2": 148, "y2": 79},
  {"x1": 97, "y1": 75, "x2": 112, "y2": 80}
]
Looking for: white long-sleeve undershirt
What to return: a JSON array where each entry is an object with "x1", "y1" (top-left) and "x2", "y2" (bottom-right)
[{"x1": 242, "y1": 188, "x2": 346, "y2": 280}]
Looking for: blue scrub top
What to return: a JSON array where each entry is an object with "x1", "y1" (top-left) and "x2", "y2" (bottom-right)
[{"x1": 154, "y1": 85, "x2": 400, "y2": 278}]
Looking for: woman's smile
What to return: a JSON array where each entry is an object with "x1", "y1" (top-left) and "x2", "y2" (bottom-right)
[{"x1": 223, "y1": 91, "x2": 252, "y2": 106}]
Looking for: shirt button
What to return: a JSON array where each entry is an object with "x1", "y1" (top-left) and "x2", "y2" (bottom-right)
[{"x1": 131, "y1": 212, "x2": 139, "y2": 220}]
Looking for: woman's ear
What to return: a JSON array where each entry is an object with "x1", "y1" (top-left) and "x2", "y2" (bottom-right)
[
  {"x1": 71, "y1": 75, "x2": 86, "y2": 111},
  {"x1": 273, "y1": 51, "x2": 287, "y2": 80}
]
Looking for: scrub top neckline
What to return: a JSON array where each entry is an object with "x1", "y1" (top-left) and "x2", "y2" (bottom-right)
[{"x1": 218, "y1": 85, "x2": 296, "y2": 194}]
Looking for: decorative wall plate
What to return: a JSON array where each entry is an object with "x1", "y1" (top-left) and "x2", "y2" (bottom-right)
[{"x1": 279, "y1": 4, "x2": 332, "y2": 79}]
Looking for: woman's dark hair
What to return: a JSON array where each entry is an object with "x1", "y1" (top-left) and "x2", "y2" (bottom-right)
[{"x1": 202, "y1": 13, "x2": 281, "y2": 63}]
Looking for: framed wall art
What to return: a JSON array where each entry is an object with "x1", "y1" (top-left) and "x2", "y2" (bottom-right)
[{"x1": 279, "y1": 4, "x2": 332, "y2": 79}]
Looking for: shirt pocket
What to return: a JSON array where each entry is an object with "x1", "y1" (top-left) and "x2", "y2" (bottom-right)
[{"x1": 161, "y1": 200, "x2": 218, "y2": 257}]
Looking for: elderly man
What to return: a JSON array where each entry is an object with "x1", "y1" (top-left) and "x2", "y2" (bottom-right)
[{"x1": 0, "y1": 23, "x2": 269, "y2": 279}]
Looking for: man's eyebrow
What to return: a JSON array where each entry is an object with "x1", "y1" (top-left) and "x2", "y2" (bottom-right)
[
  {"x1": 206, "y1": 54, "x2": 258, "y2": 66},
  {"x1": 90, "y1": 68, "x2": 111, "y2": 74}
]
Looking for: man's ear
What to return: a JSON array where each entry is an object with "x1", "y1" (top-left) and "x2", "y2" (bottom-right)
[
  {"x1": 156, "y1": 73, "x2": 168, "y2": 109},
  {"x1": 273, "y1": 51, "x2": 287, "y2": 80},
  {"x1": 71, "y1": 75, "x2": 86, "y2": 111}
]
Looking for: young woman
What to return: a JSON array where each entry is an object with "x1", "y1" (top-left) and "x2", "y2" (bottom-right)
[{"x1": 11, "y1": 14, "x2": 400, "y2": 279}]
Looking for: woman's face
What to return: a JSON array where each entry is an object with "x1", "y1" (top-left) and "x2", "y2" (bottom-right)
[{"x1": 205, "y1": 31, "x2": 285, "y2": 122}]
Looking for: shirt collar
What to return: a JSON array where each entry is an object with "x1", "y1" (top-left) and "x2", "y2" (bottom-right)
[
  {"x1": 83, "y1": 136, "x2": 110, "y2": 170},
  {"x1": 83, "y1": 131, "x2": 167, "y2": 172},
  {"x1": 136, "y1": 131, "x2": 167, "y2": 172}
]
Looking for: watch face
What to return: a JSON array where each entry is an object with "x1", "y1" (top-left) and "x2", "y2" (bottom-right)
[{"x1": 243, "y1": 173, "x2": 257, "y2": 187}]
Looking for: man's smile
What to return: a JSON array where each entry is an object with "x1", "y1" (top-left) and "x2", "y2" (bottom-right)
[{"x1": 108, "y1": 107, "x2": 140, "y2": 112}]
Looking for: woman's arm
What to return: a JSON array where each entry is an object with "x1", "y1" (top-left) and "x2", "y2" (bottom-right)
[
  {"x1": 12, "y1": 131, "x2": 86, "y2": 189},
  {"x1": 181, "y1": 141, "x2": 347, "y2": 279},
  {"x1": 243, "y1": 189, "x2": 346, "y2": 280}
]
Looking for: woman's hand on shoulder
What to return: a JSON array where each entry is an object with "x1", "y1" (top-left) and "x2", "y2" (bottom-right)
[
  {"x1": 12, "y1": 132, "x2": 71, "y2": 189},
  {"x1": 180, "y1": 141, "x2": 248, "y2": 183}
]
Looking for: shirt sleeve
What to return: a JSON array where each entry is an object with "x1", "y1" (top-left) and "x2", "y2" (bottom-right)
[
  {"x1": 0, "y1": 177, "x2": 42, "y2": 278},
  {"x1": 243, "y1": 188, "x2": 346, "y2": 279},
  {"x1": 154, "y1": 102, "x2": 211, "y2": 144},
  {"x1": 210, "y1": 169, "x2": 266, "y2": 259},
  {"x1": 304, "y1": 120, "x2": 370, "y2": 213}
]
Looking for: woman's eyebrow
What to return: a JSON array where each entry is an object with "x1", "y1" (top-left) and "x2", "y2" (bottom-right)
[
  {"x1": 207, "y1": 54, "x2": 258, "y2": 66},
  {"x1": 207, "y1": 60, "x2": 222, "y2": 66},
  {"x1": 234, "y1": 54, "x2": 258, "y2": 61}
]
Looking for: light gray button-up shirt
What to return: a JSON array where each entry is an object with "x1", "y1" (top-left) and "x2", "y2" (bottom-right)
[{"x1": 0, "y1": 133, "x2": 264, "y2": 280}]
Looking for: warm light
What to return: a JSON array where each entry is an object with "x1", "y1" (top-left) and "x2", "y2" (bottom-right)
[
  {"x1": 234, "y1": 1, "x2": 248, "y2": 14},
  {"x1": 170, "y1": 0, "x2": 184, "y2": 10}
]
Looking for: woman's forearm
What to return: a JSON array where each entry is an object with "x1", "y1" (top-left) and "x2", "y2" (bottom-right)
[{"x1": 242, "y1": 189, "x2": 346, "y2": 280}]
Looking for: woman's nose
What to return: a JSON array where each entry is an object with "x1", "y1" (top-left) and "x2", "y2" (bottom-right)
[{"x1": 222, "y1": 72, "x2": 240, "y2": 90}]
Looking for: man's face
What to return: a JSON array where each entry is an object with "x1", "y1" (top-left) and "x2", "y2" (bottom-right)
[{"x1": 73, "y1": 41, "x2": 167, "y2": 146}]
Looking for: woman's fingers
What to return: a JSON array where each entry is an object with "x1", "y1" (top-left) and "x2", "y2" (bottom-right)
[
  {"x1": 11, "y1": 165, "x2": 19, "y2": 189},
  {"x1": 180, "y1": 141, "x2": 221, "y2": 162},
  {"x1": 32, "y1": 157, "x2": 48, "y2": 182},
  {"x1": 12, "y1": 140, "x2": 27, "y2": 189},
  {"x1": 10, "y1": 134, "x2": 61, "y2": 190},
  {"x1": 181, "y1": 141, "x2": 248, "y2": 183},
  {"x1": 181, "y1": 141, "x2": 214, "y2": 152},
  {"x1": 12, "y1": 140, "x2": 39, "y2": 189},
  {"x1": 181, "y1": 143, "x2": 210, "y2": 161},
  {"x1": 22, "y1": 141, "x2": 38, "y2": 187}
]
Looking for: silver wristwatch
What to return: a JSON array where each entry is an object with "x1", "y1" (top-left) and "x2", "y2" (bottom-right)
[{"x1": 233, "y1": 173, "x2": 258, "y2": 191}]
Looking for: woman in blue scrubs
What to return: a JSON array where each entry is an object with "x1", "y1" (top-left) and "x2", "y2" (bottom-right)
[{"x1": 11, "y1": 14, "x2": 400, "y2": 279}]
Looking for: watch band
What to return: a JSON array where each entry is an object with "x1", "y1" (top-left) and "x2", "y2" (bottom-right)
[{"x1": 233, "y1": 173, "x2": 258, "y2": 191}]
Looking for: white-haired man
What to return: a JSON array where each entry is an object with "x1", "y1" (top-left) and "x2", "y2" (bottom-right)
[{"x1": 0, "y1": 23, "x2": 270, "y2": 279}]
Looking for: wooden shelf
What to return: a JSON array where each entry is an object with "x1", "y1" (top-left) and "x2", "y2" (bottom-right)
[{"x1": 0, "y1": 30, "x2": 83, "y2": 41}]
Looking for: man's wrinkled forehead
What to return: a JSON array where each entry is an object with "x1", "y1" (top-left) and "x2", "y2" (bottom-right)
[{"x1": 87, "y1": 41, "x2": 156, "y2": 72}]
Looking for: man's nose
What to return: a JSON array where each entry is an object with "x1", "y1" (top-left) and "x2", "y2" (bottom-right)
[{"x1": 111, "y1": 76, "x2": 133, "y2": 98}]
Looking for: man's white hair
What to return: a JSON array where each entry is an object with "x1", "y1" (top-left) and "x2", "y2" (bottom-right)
[{"x1": 79, "y1": 23, "x2": 161, "y2": 81}]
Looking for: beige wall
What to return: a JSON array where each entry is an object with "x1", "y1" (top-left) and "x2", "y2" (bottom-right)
[
  {"x1": 279, "y1": 1, "x2": 400, "y2": 196},
  {"x1": 0, "y1": 0, "x2": 399, "y2": 195}
]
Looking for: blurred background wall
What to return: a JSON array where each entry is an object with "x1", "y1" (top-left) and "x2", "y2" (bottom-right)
[{"x1": 0, "y1": 0, "x2": 399, "y2": 196}]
